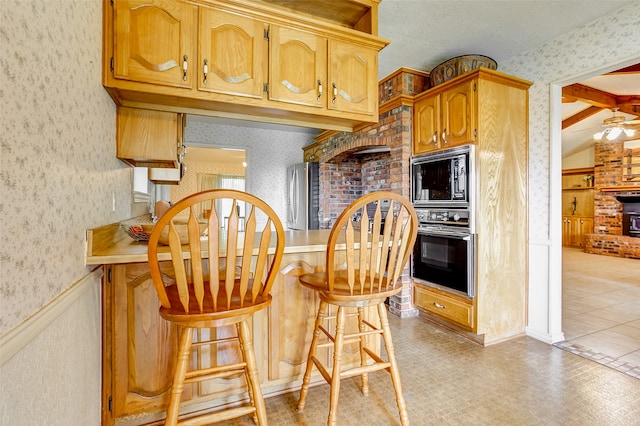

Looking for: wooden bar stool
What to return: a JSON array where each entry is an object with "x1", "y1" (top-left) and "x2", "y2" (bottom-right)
[
  {"x1": 296, "y1": 191, "x2": 418, "y2": 426},
  {"x1": 147, "y1": 189, "x2": 285, "y2": 425}
]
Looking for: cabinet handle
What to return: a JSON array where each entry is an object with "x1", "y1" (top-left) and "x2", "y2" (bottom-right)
[
  {"x1": 182, "y1": 55, "x2": 188, "y2": 81},
  {"x1": 431, "y1": 131, "x2": 438, "y2": 145},
  {"x1": 434, "y1": 302, "x2": 446, "y2": 309},
  {"x1": 317, "y1": 80, "x2": 323, "y2": 101},
  {"x1": 332, "y1": 83, "x2": 337, "y2": 104},
  {"x1": 203, "y1": 59, "x2": 208, "y2": 84},
  {"x1": 442, "y1": 129, "x2": 447, "y2": 145}
]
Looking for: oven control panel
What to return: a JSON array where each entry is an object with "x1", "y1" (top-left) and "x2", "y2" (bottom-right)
[{"x1": 415, "y1": 208, "x2": 470, "y2": 226}]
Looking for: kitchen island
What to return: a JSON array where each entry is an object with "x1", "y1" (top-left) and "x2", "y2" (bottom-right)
[{"x1": 86, "y1": 224, "x2": 379, "y2": 425}]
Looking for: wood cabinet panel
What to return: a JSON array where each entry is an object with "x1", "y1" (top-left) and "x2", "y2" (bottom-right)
[
  {"x1": 116, "y1": 107, "x2": 183, "y2": 168},
  {"x1": 328, "y1": 39, "x2": 377, "y2": 116},
  {"x1": 562, "y1": 216, "x2": 593, "y2": 248},
  {"x1": 110, "y1": 262, "x2": 180, "y2": 419},
  {"x1": 113, "y1": 0, "x2": 196, "y2": 88},
  {"x1": 198, "y1": 8, "x2": 267, "y2": 98},
  {"x1": 413, "y1": 283, "x2": 474, "y2": 330},
  {"x1": 441, "y1": 80, "x2": 475, "y2": 148},
  {"x1": 413, "y1": 94, "x2": 440, "y2": 154},
  {"x1": 269, "y1": 26, "x2": 326, "y2": 107},
  {"x1": 412, "y1": 78, "x2": 475, "y2": 155}
]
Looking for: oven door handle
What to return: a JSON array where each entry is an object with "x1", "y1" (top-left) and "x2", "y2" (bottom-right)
[{"x1": 418, "y1": 229, "x2": 472, "y2": 240}]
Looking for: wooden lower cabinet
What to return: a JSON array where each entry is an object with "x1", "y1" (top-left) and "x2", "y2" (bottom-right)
[
  {"x1": 412, "y1": 282, "x2": 474, "y2": 331},
  {"x1": 562, "y1": 216, "x2": 593, "y2": 248},
  {"x1": 102, "y1": 251, "x2": 377, "y2": 425}
]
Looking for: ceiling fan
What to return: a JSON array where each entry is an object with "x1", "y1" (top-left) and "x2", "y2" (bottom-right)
[{"x1": 593, "y1": 108, "x2": 640, "y2": 141}]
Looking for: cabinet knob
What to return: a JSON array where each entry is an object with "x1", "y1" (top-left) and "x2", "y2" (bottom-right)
[
  {"x1": 432, "y1": 131, "x2": 438, "y2": 145},
  {"x1": 442, "y1": 129, "x2": 447, "y2": 144},
  {"x1": 434, "y1": 302, "x2": 446, "y2": 309},
  {"x1": 317, "y1": 80, "x2": 323, "y2": 102},
  {"x1": 332, "y1": 83, "x2": 337, "y2": 104}
]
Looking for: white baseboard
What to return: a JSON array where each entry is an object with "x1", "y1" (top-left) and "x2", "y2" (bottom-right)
[{"x1": 0, "y1": 267, "x2": 103, "y2": 366}]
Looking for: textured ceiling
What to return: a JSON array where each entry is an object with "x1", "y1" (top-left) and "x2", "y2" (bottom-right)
[{"x1": 376, "y1": 0, "x2": 635, "y2": 79}]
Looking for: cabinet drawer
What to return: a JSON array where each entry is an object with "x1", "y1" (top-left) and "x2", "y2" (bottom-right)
[{"x1": 413, "y1": 285, "x2": 474, "y2": 330}]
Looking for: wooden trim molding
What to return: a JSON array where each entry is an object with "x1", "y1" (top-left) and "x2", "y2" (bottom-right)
[{"x1": 0, "y1": 267, "x2": 103, "y2": 366}]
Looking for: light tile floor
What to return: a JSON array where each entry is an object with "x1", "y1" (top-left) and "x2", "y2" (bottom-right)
[{"x1": 555, "y1": 247, "x2": 640, "y2": 378}]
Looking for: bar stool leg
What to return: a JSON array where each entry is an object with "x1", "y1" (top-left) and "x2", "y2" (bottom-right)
[
  {"x1": 238, "y1": 318, "x2": 267, "y2": 425},
  {"x1": 328, "y1": 306, "x2": 346, "y2": 426},
  {"x1": 166, "y1": 327, "x2": 194, "y2": 426},
  {"x1": 297, "y1": 300, "x2": 328, "y2": 411},
  {"x1": 378, "y1": 303, "x2": 409, "y2": 426},
  {"x1": 357, "y1": 307, "x2": 369, "y2": 396}
]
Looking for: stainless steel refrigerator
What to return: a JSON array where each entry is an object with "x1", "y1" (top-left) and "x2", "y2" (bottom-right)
[{"x1": 287, "y1": 162, "x2": 319, "y2": 230}]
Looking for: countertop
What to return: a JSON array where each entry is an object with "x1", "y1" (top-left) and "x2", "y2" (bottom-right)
[{"x1": 86, "y1": 222, "x2": 332, "y2": 265}]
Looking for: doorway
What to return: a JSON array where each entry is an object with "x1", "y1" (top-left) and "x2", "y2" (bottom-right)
[{"x1": 551, "y1": 58, "x2": 640, "y2": 373}]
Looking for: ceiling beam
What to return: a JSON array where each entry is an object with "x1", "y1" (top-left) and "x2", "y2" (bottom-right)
[
  {"x1": 562, "y1": 84, "x2": 617, "y2": 108},
  {"x1": 562, "y1": 106, "x2": 602, "y2": 130}
]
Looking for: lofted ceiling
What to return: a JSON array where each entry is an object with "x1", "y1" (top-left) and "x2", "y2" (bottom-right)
[{"x1": 561, "y1": 64, "x2": 640, "y2": 158}]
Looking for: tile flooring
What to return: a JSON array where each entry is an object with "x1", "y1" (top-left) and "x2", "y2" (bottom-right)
[
  {"x1": 208, "y1": 299, "x2": 640, "y2": 425},
  {"x1": 556, "y1": 247, "x2": 640, "y2": 378}
]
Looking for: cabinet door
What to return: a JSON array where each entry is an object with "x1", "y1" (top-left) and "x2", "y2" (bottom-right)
[
  {"x1": 113, "y1": 0, "x2": 196, "y2": 88},
  {"x1": 268, "y1": 255, "x2": 320, "y2": 382},
  {"x1": 413, "y1": 94, "x2": 441, "y2": 155},
  {"x1": 441, "y1": 79, "x2": 475, "y2": 147},
  {"x1": 116, "y1": 107, "x2": 180, "y2": 168},
  {"x1": 269, "y1": 26, "x2": 326, "y2": 108},
  {"x1": 327, "y1": 39, "x2": 377, "y2": 115},
  {"x1": 198, "y1": 8, "x2": 267, "y2": 99},
  {"x1": 577, "y1": 217, "x2": 593, "y2": 247},
  {"x1": 110, "y1": 263, "x2": 183, "y2": 419},
  {"x1": 562, "y1": 217, "x2": 572, "y2": 247}
]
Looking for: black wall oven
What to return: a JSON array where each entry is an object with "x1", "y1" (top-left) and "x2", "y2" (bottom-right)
[{"x1": 412, "y1": 224, "x2": 475, "y2": 298}]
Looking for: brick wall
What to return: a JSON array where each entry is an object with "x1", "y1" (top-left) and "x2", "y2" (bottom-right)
[
  {"x1": 313, "y1": 68, "x2": 430, "y2": 316},
  {"x1": 585, "y1": 140, "x2": 640, "y2": 259}
]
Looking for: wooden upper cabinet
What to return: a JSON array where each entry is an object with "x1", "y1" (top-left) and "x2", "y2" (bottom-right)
[
  {"x1": 441, "y1": 80, "x2": 475, "y2": 148},
  {"x1": 413, "y1": 77, "x2": 476, "y2": 156},
  {"x1": 104, "y1": 0, "x2": 389, "y2": 131},
  {"x1": 116, "y1": 107, "x2": 183, "y2": 168},
  {"x1": 112, "y1": 0, "x2": 197, "y2": 88},
  {"x1": 328, "y1": 39, "x2": 378, "y2": 115},
  {"x1": 198, "y1": 8, "x2": 267, "y2": 98},
  {"x1": 269, "y1": 26, "x2": 326, "y2": 108},
  {"x1": 413, "y1": 94, "x2": 441, "y2": 154}
]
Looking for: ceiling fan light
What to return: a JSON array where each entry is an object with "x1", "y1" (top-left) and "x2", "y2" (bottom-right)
[
  {"x1": 593, "y1": 130, "x2": 605, "y2": 140},
  {"x1": 623, "y1": 128, "x2": 636, "y2": 137},
  {"x1": 606, "y1": 127, "x2": 622, "y2": 140}
]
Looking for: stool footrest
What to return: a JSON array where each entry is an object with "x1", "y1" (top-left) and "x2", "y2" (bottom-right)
[{"x1": 177, "y1": 405, "x2": 256, "y2": 426}]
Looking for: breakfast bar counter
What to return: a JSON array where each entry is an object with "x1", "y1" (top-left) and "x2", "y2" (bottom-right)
[{"x1": 86, "y1": 223, "x2": 377, "y2": 425}]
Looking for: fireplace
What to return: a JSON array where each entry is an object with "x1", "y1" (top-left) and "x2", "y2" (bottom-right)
[{"x1": 618, "y1": 196, "x2": 640, "y2": 238}]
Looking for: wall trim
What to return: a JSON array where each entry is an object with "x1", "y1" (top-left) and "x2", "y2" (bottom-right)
[{"x1": 0, "y1": 267, "x2": 103, "y2": 366}]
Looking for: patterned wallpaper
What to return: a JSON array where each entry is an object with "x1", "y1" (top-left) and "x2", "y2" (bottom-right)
[
  {"x1": 184, "y1": 121, "x2": 315, "y2": 226},
  {"x1": 498, "y1": 1, "x2": 640, "y2": 242},
  {"x1": 0, "y1": 0, "x2": 130, "y2": 335}
]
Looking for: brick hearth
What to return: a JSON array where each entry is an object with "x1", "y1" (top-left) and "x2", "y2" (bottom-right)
[{"x1": 584, "y1": 140, "x2": 640, "y2": 259}]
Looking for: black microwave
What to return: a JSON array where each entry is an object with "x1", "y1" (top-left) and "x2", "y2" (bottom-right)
[{"x1": 411, "y1": 145, "x2": 473, "y2": 207}]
